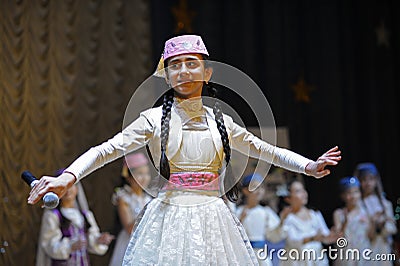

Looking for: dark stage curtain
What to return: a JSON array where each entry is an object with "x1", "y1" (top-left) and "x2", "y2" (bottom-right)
[{"x1": 0, "y1": 0, "x2": 151, "y2": 265}]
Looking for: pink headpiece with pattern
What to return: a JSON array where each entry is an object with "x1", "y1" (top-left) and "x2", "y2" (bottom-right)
[{"x1": 163, "y1": 35, "x2": 209, "y2": 60}]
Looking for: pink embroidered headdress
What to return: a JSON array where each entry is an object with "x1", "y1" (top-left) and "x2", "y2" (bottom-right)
[
  {"x1": 154, "y1": 34, "x2": 209, "y2": 77},
  {"x1": 163, "y1": 34, "x2": 209, "y2": 60}
]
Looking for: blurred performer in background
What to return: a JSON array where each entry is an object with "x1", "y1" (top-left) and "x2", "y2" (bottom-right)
[
  {"x1": 36, "y1": 169, "x2": 114, "y2": 266},
  {"x1": 332, "y1": 176, "x2": 372, "y2": 266},
  {"x1": 236, "y1": 173, "x2": 286, "y2": 266},
  {"x1": 355, "y1": 163, "x2": 397, "y2": 265},
  {"x1": 109, "y1": 152, "x2": 152, "y2": 266}
]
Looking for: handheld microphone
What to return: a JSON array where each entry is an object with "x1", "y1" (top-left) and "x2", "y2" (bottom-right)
[{"x1": 21, "y1": 170, "x2": 59, "y2": 209}]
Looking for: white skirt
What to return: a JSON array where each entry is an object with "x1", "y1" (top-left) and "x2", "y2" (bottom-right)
[{"x1": 122, "y1": 190, "x2": 258, "y2": 265}]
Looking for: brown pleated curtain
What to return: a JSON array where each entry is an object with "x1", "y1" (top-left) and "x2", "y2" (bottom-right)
[{"x1": 0, "y1": 0, "x2": 152, "y2": 265}]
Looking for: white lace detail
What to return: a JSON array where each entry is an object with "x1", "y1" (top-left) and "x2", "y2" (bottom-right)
[{"x1": 122, "y1": 192, "x2": 258, "y2": 265}]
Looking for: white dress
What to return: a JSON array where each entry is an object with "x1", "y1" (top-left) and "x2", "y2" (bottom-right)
[
  {"x1": 36, "y1": 208, "x2": 108, "y2": 266},
  {"x1": 235, "y1": 205, "x2": 287, "y2": 266},
  {"x1": 280, "y1": 210, "x2": 330, "y2": 266},
  {"x1": 64, "y1": 97, "x2": 313, "y2": 265},
  {"x1": 363, "y1": 194, "x2": 397, "y2": 266},
  {"x1": 332, "y1": 206, "x2": 372, "y2": 266},
  {"x1": 109, "y1": 185, "x2": 152, "y2": 266}
]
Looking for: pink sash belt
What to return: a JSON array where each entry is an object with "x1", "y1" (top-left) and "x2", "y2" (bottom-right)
[{"x1": 163, "y1": 172, "x2": 219, "y2": 191}]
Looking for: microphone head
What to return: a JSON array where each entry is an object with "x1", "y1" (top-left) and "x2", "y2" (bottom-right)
[
  {"x1": 43, "y1": 192, "x2": 59, "y2": 209},
  {"x1": 21, "y1": 171, "x2": 37, "y2": 186}
]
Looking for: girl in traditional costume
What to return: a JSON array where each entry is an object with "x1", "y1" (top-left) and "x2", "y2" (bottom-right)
[
  {"x1": 29, "y1": 34, "x2": 341, "y2": 265},
  {"x1": 355, "y1": 163, "x2": 397, "y2": 265},
  {"x1": 109, "y1": 152, "x2": 152, "y2": 266},
  {"x1": 36, "y1": 170, "x2": 114, "y2": 266},
  {"x1": 277, "y1": 179, "x2": 340, "y2": 266}
]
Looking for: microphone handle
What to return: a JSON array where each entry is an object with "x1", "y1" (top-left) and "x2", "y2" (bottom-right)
[{"x1": 30, "y1": 180, "x2": 40, "y2": 189}]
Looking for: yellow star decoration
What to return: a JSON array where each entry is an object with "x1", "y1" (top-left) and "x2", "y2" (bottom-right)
[
  {"x1": 171, "y1": 0, "x2": 196, "y2": 34},
  {"x1": 291, "y1": 76, "x2": 314, "y2": 103}
]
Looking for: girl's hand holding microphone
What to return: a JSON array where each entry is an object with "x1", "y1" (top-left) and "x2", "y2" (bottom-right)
[{"x1": 27, "y1": 171, "x2": 77, "y2": 206}]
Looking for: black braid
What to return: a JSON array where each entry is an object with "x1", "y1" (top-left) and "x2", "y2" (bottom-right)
[
  {"x1": 160, "y1": 89, "x2": 174, "y2": 180},
  {"x1": 206, "y1": 83, "x2": 239, "y2": 202}
]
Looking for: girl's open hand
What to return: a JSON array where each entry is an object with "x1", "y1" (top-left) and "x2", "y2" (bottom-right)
[
  {"x1": 97, "y1": 232, "x2": 115, "y2": 245},
  {"x1": 305, "y1": 146, "x2": 341, "y2": 178}
]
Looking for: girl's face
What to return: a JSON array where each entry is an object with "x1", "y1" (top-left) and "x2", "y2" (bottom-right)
[
  {"x1": 165, "y1": 54, "x2": 212, "y2": 99},
  {"x1": 341, "y1": 186, "x2": 361, "y2": 207},
  {"x1": 286, "y1": 181, "x2": 308, "y2": 207},
  {"x1": 242, "y1": 183, "x2": 265, "y2": 203},
  {"x1": 127, "y1": 165, "x2": 151, "y2": 189},
  {"x1": 360, "y1": 173, "x2": 377, "y2": 195}
]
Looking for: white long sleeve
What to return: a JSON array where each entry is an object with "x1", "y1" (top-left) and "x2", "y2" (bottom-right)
[
  {"x1": 65, "y1": 113, "x2": 154, "y2": 181},
  {"x1": 65, "y1": 105, "x2": 312, "y2": 182},
  {"x1": 229, "y1": 120, "x2": 312, "y2": 174},
  {"x1": 85, "y1": 211, "x2": 109, "y2": 255},
  {"x1": 39, "y1": 210, "x2": 73, "y2": 260}
]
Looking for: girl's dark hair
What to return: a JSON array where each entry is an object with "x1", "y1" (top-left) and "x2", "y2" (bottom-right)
[
  {"x1": 159, "y1": 89, "x2": 174, "y2": 181},
  {"x1": 206, "y1": 82, "x2": 239, "y2": 202},
  {"x1": 161, "y1": 56, "x2": 239, "y2": 202}
]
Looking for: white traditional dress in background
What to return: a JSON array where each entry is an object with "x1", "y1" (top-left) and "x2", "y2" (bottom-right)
[
  {"x1": 332, "y1": 206, "x2": 372, "y2": 266},
  {"x1": 280, "y1": 210, "x2": 330, "y2": 266},
  {"x1": 109, "y1": 185, "x2": 152, "y2": 266},
  {"x1": 36, "y1": 208, "x2": 109, "y2": 266},
  {"x1": 236, "y1": 204, "x2": 287, "y2": 266},
  {"x1": 363, "y1": 194, "x2": 397, "y2": 266},
  {"x1": 64, "y1": 97, "x2": 314, "y2": 265}
]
